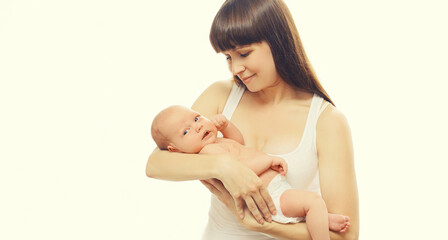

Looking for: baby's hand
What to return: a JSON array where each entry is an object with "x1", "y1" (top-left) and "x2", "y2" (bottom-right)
[
  {"x1": 270, "y1": 157, "x2": 288, "y2": 176},
  {"x1": 211, "y1": 114, "x2": 229, "y2": 131}
]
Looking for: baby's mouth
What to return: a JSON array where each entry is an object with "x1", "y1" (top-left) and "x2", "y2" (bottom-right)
[{"x1": 202, "y1": 130, "x2": 210, "y2": 140}]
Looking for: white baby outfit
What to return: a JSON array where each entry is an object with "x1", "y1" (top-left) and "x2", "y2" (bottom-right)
[
  {"x1": 267, "y1": 174, "x2": 304, "y2": 224},
  {"x1": 202, "y1": 83, "x2": 330, "y2": 240}
]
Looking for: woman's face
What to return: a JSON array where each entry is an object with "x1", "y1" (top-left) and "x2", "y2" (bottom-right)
[{"x1": 222, "y1": 41, "x2": 282, "y2": 92}]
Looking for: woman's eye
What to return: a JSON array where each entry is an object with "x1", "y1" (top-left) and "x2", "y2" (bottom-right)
[
  {"x1": 194, "y1": 117, "x2": 199, "y2": 122},
  {"x1": 240, "y1": 52, "x2": 251, "y2": 57},
  {"x1": 183, "y1": 129, "x2": 189, "y2": 135},
  {"x1": 226, "y1": 56, "x2": 232, "y2": 61}
]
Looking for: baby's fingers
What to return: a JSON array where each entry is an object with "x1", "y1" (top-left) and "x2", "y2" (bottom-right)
[
  {"x1": 282, "y1": 161, "x2": 288, "y2": 174},
  {"x1": 217, "y1": 114, "x2": 227, "y2": 121}
]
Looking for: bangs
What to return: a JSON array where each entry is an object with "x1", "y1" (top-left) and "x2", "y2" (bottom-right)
[{"x1": 209, "y1": 0, "x2": 264, "y2": 52}]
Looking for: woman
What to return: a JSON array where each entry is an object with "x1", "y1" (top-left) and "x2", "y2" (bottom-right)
[{"x1": 146, "y1": 0, "x2": 359, "y2": 239}]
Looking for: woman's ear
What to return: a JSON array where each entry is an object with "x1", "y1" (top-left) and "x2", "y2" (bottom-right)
[{"x1": 167, "y1": 145, "x2": 179, "y2": 152}]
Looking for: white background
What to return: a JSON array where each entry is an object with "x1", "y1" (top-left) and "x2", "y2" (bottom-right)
[{"x1": 1, "y1": 0, "x2": 447, "y2": 239}]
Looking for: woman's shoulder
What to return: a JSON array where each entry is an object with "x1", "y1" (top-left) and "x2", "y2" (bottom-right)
[
  {"x1": 192, "y1": 80, "x2": 234, "y2": 118},
  {"x1": 316, "y1": 102, "x2": 351, "y2": 138},
  {"x1": 207, "y1": 79, "x2": 234, "y2": 95},
  {"x1": 315, "y1": 102, "x2": 354, "y2": 168}
]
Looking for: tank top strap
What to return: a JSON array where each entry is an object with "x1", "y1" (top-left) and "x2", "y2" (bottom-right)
[
  {"x1": 318, "y1": 101, "x2": 331, "y2": 116},
  {"x1": 221, "y1": 83, "x2": 245, "y2": 119},
  {"x1": 298, "y1": 94, "x2": 323, "y2": 151},
  {"x1": 306, "y1": 94, "x2": 324, "y2": 132}
]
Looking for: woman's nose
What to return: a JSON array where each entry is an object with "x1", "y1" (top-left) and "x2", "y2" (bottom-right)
[{"x1": 231, "y1": 62, "x2": 245, "y2": 75}]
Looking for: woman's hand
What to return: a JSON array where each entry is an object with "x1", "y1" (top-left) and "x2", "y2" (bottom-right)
[
  {"x1": 210, "y1": 157, "x2": 277, "y2": 224},
  {"x1": 201, "y1": 179, "x2": 270, "y2": 231}
]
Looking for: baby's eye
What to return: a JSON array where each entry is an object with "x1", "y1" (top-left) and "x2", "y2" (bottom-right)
[
  {"x1": 225, "y1": 56, "x2": 231, "y2": 61},
  {"x1": 194, "y1": 116, "x2": 199, "y2": 122},
  {"x1": 183, "y1": 129, "x2": 189, "y2": 135}
]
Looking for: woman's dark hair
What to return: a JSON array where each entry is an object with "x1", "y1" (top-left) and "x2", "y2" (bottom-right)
[{"x1": 210, "y1": 0, "x2": 334, "y2": 105}]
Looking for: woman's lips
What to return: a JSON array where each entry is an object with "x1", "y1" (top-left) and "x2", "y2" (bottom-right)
[{"x1": 241, "y1": 74, "x2": 255, "y2": 84}]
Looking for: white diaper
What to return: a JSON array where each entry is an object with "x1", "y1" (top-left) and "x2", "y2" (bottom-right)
[{"x1": 267, "y1": 174, "x2": 305, "y2": 224}]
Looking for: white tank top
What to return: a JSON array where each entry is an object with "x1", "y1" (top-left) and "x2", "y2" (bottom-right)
[{"x1": 202, "y1": 83, "x2": 330, "y2": 240}]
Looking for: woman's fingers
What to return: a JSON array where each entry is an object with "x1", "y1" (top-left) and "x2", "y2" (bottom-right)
[
  {"x1": 205, "y1": 179, "x2": 236, "y2": 209},
  {"x1": 251, "y1": 190, "x2": 272, "y2": 223},
  {"x1": 206, "y1": 179, "x2": 248, "y2": 221},
  {"x1": 200, "y1": 180, "x2": 220, "y2": 195},
  {"x1": 213, "y1": 158, "x2": 279, "y2": 224},
  {"x1": 234, "y1": 198, "x2": 245, "y2": 219},
  {"x1": 260, "y1": 186, "x2": 276, "y2": 215},
  {"x1": 209, "y1": 178, "x2": 226, "y2": 192},
  {"x1": 203, "y1": 179, "x2": 276, "y2": 225},
  {"x1": 243, "y1": 196, "x2": 265, "y2": 224}
]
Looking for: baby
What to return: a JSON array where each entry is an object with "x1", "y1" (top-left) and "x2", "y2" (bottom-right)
[{"x1": 151, "y1": 105, "x2": 350, "y2": 239}]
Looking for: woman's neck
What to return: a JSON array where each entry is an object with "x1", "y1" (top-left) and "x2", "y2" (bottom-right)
[{"x1": 255, "y1": 80, "x2": 305, "y2": 105}]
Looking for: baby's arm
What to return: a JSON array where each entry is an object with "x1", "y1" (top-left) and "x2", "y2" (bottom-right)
[
  {"x1": 201, "y1": 139, "x2": 287, "y2": 176},
  {"x1": 211, "y1": 114, "x2": 245, "y2": 145},
  {"x1": 243, "y1": 153, "x2": 288, "y2": 176},
  {"x1": 219, "y1": 139, "x2": 287, "y2": 176}
]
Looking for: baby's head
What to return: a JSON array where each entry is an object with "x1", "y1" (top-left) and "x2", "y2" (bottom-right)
[{"x1": 151, "y1": 105, "x2": 218, "y2": 153}]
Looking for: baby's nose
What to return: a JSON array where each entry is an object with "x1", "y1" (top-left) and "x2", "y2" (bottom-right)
[{"x1": 195, "y1": 123, "x2": 203, "y2": 132}]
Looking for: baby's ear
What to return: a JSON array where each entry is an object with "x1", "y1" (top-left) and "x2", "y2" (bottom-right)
[{"x1": 167, "y1": 145, "x2": 180, "y2": 152}]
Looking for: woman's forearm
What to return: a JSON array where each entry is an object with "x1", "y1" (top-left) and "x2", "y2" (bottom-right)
[
  {"x1": 260, "y1": 221, "x2": 311, "y2": 240},
  {"x1": 259, "y1": 222, "x2": 355, "y2": 240},
  {"x1": 146, "y1": 148, "x2": 227, "y2": 181}
]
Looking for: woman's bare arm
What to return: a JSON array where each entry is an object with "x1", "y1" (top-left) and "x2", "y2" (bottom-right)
[
  {"x1": 263, "y1": 106, "x2": 359, "y2": 240},
  {"x1": 146, "y1": 147, "x2": 227, "y2": 181},
  {"x1": 316, "y1": 106, "x2": 359, "y2": 240},
  {"x1": 203, "y1": 105, "x2": 359, "y2": 240}
]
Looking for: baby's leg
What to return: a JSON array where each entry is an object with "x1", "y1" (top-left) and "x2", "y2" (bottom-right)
[{"x1": 280, "y1": 189, "x2": 330, "y2": 240}]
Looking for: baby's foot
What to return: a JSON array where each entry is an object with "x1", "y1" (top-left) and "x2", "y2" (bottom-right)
[{"x1": 328, "y1": 213, "x2": 350, "y2": 233}]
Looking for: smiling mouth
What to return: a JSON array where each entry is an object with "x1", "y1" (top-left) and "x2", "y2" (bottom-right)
[
  {"x1": 202, "y1": 131, "x2": 210, "y2": 140},
  {"x1": 242, "y1": 74, "x2": 255, "y2": 81}
]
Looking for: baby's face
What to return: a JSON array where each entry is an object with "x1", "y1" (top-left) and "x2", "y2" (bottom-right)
[{"x1": 162, "y1": 106, "x2": 218, "y2": 153}]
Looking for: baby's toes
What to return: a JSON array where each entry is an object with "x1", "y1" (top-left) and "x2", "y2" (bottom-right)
[{"x1": 341, "y1": 222, "x2": 351, "y2": 232}]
